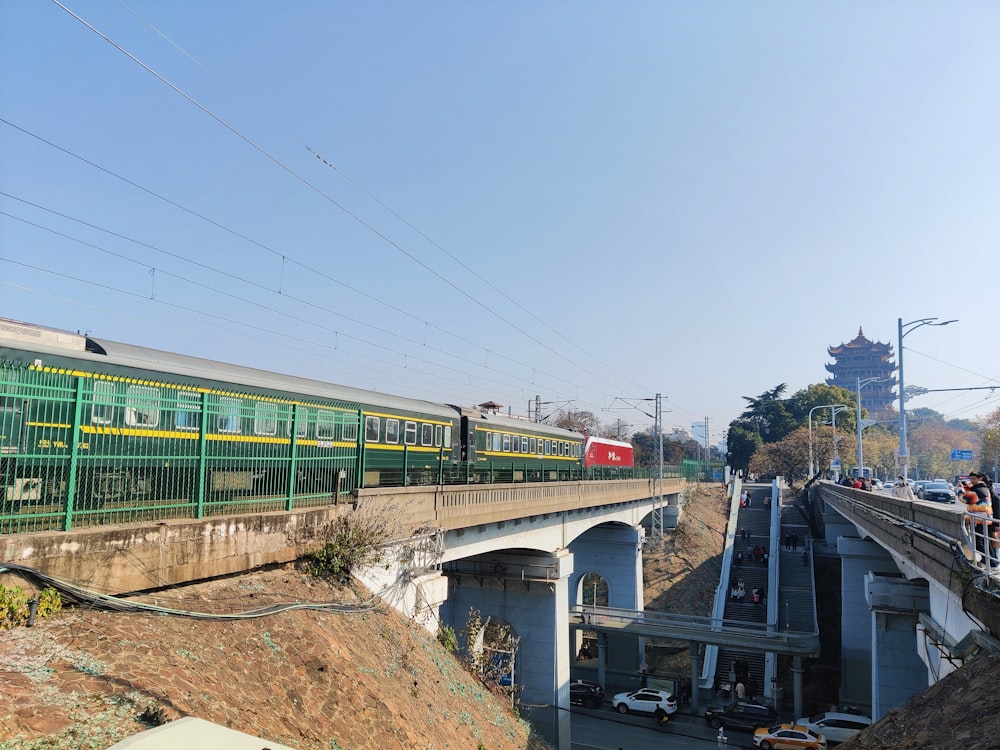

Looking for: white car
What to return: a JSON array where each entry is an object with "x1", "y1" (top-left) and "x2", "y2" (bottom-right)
[
  {"x1": 611, "y1": 688, "x2": 677, "y2": 715},
  {"x1": 794, "y1": 712, "x2": 872, "y2": 745}
]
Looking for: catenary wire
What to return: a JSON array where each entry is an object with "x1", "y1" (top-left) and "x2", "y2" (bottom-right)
[
  {"x1": 47, "y1": 0, "x2": 636, "y2": 399},
  {"x1": 0, "y1": 119, "x2": 653, "y2": 421},
  {"x1": 111, "y1": 0, "x2": 654, "y2": 398}
]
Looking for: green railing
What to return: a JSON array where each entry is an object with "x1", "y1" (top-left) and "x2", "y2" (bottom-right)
[
  {"x1": 1, "y1": 361, "x2": 359, "y2": 534},
  {"x1": 2, "y1": 360, "x2": 692, "y2": 534}
]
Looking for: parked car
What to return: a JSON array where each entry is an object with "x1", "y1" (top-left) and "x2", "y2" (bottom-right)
[
  {"x1": 611, "y1": 688, "x2": 677, "y2": 716},
  {"x1": 704, "y1": 701, "x2": 777, "y2": 731},
  {"x1": 753, "y1": 723, "x2": 827, "y2": 749},
  {"x1": 919, "y1": 481, "x2": 956, "y2": 504},
  {"x1": 569, "y1": 680, "x2": 604, "y2": 708},
  {"x1": 794, "y1": 712, "x2": 872, "y2": 745}
]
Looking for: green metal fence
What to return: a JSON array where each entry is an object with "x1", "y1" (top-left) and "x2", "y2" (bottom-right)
[
  {"x1": 0, "y1": 361, "x2": 360, "y2": 534},
  {"x1": 2, "y1": 360, "x2": 693, "y2": 535}
]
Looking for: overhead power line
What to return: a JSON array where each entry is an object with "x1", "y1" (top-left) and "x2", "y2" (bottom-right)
[{"x1": 46, "y1": 0, "x2": 634, "y2": 401}]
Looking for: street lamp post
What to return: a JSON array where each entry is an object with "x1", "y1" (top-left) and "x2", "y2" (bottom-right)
[
  {"x1": 808, "y1": 404, "x2": 847, "y2": 478},
  {"x1": 898, "y1": 317, "x2": 958, "y2": 481},
  {"x1": 830, "y1": 405, "x2": 849, "y2": 482},
  {"x1": 856, "y1": 376, "x2": 886, "y2": 479}
]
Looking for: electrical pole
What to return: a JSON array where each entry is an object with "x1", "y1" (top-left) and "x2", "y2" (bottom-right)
[
  {"x1": 607, "y1": 394, "x2": 667, "y2": 542},
  {"x1": 653, "y1": 393, "x2": 664, "y2": 541}
]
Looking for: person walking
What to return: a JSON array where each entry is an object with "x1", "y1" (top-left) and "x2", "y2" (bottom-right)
[{"x1": 892, "y1": 476, "x2": 915, "y2": 501}]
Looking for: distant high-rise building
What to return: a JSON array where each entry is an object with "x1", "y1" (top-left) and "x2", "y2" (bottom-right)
[{"x1": 826, "y1": 328, "x2": 896, "y2": 417}]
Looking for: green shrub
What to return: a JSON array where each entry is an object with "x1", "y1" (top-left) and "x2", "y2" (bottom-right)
[
  {"x1": 37, "y1": 587, "x2": 62, "y2": 618},
  {"x1": 301, "y1": 509, "x2": 393, "y2": 583},
  {"x1": 0, "y1": 584, "x2": 63, "y2": 629},
  {"x1": 0, "y1": 584, "x2": 29, "y2": 629},
  {"x1": 437, "y1": 623, "x2": 458, "y2": 652}
]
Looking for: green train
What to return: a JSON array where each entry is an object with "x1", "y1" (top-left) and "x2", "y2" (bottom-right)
[{"x1": 0, "y1": 318, "x2": 586, "y2": 530}]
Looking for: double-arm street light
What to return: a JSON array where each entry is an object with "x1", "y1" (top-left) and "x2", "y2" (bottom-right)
[
  {"x1": 897, "y1": 317, "x2": 958, "y2": 481},
  {"x1": 856, "y1": 376, "x2": 887, "y2": 478},
  {"x1": 808, "y1": 403, "x2": 848, "y2": 478}
]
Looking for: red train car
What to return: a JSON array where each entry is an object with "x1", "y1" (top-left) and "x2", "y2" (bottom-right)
[{"x1": 583, "y1": 436, "x2": 635, "y2": 469}]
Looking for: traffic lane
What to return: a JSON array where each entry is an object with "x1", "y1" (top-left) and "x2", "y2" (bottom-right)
[{"x1": 570, "y1": 705, "x2": 757, "y2": 749}]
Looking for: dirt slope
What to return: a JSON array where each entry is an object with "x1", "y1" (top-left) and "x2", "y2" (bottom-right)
[{"x1": 0, "y1": 569, "x2": 548, "y2": 750}]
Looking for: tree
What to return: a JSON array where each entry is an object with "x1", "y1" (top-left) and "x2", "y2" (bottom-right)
[
  {"x1": 908, "y1": 421, "x2": 977, "y2": 480},
  {"x1": 978, "y1": 407, "x2": 1000, "y2": 480},
  {"x1": 748, "y1": 427, "x2": 811, "y2": 482},
  {"x1": 736, "y1": 384, "x2": 798, "y2": 443},
  {"x1": 552, "y1": 409, "x2": 602, "y2": 435},
  {"x1": 787, "y1": 383, "x2": 865, "y2": 437},
  {"x1": 726, "y1": 424, "x2": 762, "y2": 474}
]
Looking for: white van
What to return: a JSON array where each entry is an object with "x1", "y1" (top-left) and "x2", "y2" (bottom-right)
[{"x1": 794, "y1": 712, "x2": 872, "y2": 745}]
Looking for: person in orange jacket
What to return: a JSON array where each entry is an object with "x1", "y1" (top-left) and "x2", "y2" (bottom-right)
[{"x1": 959, "y1": 472, "x2": 994, "y2": 562}]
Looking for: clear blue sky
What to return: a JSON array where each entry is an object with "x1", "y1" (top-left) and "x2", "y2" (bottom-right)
[{"x1": 2, "y1": 1, "x2": 998, "y2": 444}]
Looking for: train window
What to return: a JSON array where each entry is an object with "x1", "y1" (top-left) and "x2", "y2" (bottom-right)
[
  {"x1": 342, "y1": 419, "x2": 358, "y2": 442},
  {"x1": 317, "y1": 410, "x2": 336, "y2": 439},
  {"x1": 386, "y1": 419, "x2": 400, "y2": 444},
  {"x1": 365, "y1": 416, "x2": 381, "y2": 443},
  {"x1": 502, "y1": 433, "x2": 510, "y2": 452},
  {"x1": 560, "y1": 441, "x2": 566, "y2": 456},
  {"x1": 443, "y1": 425, "x2": 452, "y2": 448},
  {"x1": 511, "y1": 434, "x2": 519, "y2": 453},
  {"x1": 124, "y1": 384, "x2": 160, "y2": 428},
  {"x1": 175, "y1": 391, "x2": 201, "y2": 431},
  {"x1": 421, "y1": 423, "x2": 433, "y2": 446},
  {"x1": 521, "y1": 437, "x2": 528, "y2": 452},
  {"x1": 492, "y1": 432, "x2": 502, "y2": 452},
  {"x1": 483, "y1": 432, "x2": 490, "y2": 450},
  {"x1": 544, "y1": 439, "x2": 551, "y2": 455},
  {"x1": 404, "y1": 421, "x2": 417, "y2": 445},
  {"x1": 253, "y1": 401, "x2": 278, "y2": 436},
  {"x1": 434, "y1": 424, "x2": 442, "y2": 447},
  {"x1": 91, "y1": 380, "x2": 115, "y2": 424},
  {"x1": 218, "y1": 397, "x2": 242, "y2": 434},
  {"x1": 529, "y1": 437, "x2": 536, "y2": 454}
]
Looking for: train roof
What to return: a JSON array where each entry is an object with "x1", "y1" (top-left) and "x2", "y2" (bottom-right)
[
  {"x1": 457, "y1": 407, "x2": 584, "y2": 439},
  {"x1": 584, "y1": 436, "x2": 634, "y2": 448},
  {"x1": 0, "y1": 318, "x2": 458, "y2": 418}
]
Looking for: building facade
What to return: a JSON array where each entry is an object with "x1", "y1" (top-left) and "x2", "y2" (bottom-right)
[{"x1": 826, "y1": 328, "x2": 897, "y2": 417}]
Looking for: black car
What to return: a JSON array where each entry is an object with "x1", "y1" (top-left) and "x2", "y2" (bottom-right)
[
  {"x1": 920, "y1": 481, "x2": 956, "y2": 503},
  {"x1": 704, "y1": 701, "x2": 777, "y2": 731},
  {"x1": 569, "y1": 680, "x2": 605, "y2": 709}
]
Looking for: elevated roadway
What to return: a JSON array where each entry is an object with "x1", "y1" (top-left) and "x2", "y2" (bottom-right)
[{"x1": 812, "y1": 480, "x2": 1000, "y2": 719}]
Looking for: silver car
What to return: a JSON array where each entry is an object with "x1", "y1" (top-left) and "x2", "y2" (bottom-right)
[{"x1": 794, "y1": 712, "x2": 872, "y2": 745}]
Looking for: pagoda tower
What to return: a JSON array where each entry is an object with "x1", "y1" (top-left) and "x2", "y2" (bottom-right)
[{"x1": 825, "y1": 328, "x2": 896, "y2": 417}]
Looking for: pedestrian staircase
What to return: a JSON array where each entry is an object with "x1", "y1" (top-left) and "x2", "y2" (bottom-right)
[{"x1": 709, "y1": 485, "x2": 819, "y2": 707}]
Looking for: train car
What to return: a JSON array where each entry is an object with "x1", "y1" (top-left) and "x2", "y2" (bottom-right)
[
  {"x1": 0, "y1": 318, "x2": 461, "y2": 526},
  {"x1": 583, "y1": 436, "x2": 635, "y2": 478},
  {"x1": 458, "y1": 408, "x2": 585, "y2": 483},
  {"x1": 583, "y1": 436, "x2": 635, "y2": 469}
]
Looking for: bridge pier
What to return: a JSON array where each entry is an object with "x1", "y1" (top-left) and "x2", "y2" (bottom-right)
[
  {"x1": 441, "y1": 548, "x2": 574, "y2": 748},
  {"x1": 865, "y1": 573, "x2": 930, "y2": 721},
  {"x1": 837, "y1": 537, "x2": 900, "y2": 712}
]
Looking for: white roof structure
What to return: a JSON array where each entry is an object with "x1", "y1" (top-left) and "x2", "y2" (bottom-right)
[{"x1": 106, "y1": 717, "x2": 295, "y2": 750}]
